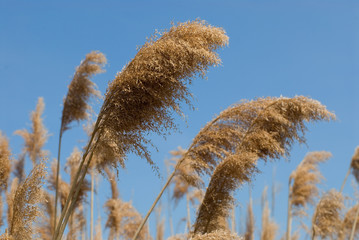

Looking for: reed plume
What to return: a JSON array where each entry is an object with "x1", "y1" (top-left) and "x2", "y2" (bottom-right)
[
  {"x1": 244, "y1": 195, "x2": 254, "y2": 240},
  {"x1": 155, "y1": 203, "x2": 164, "y2": 240},
  {"x1": 340, "y1": 147, "x2": 359, "y2": 192},
  {"x1": 15, "y1": 97, "x2": 48, "y2": 166},
  {"x1": 38, "y1": 192, "x2": 55, "y2": 240},
  {"x1": 350, "y1": 147, "x2": 359, "y2": 182},
  {"x1": 341, "y1": 204, "x2": 359, "y2": 239},
  {"x1": 169, "y1": 147, "x2": 202, "y2": 205},
  {"x1": 104, "y1": 166, "x2": 150, "y2": 240},
  {"x1": 64, "y1": 147, "x2": 91, "y2": 209},
  {"x1": 6, "y1": 178, "x2": 18, "y2": 229},
  {"x1": 60, "y1": 51, "x2": 107, "y2": 134},
  {"x1": 8, "y1": 159, "x2": 47, "y2": 240},
  {"x1": 0, "y1": 132, "x2": 11, "y2": 192},
  {"x1": 94, "y1": 216, "x2": 103, "y2": 240},
  {"x1": 93, "y1": 19, "x2": 229, "y2": 172},
  {"x1": 49, "y1": 160, "x2": 69, "y2": 210},
  {"x1": 105, "y1": 199, "x2": 150, "y2": 240},
  {"x1": 55, "y1": 19, "x2": 228, "y2": 240},
  {"x1": 311, "y1": 189, "x2": 344, "y2": 239},
  {"x1": 260, "y1": 189, "x2": 277, "y2": 240},
  {"x1": 290, "y1": 151, "x2": 331, "y2": 211},
  {"x1": 286, "y1": 151, "x2": 331, "y2": 240},
  {"x1": 189, "y1": 96, "x2": 334, "y2": 235},
  {"x1": 13, "y1": 154, "x2": 25, "y2": 184},
  {"x1": 191, "y1": 229, "x2": 243, "y2": 240},
  {"x1": 0, "y1": 196, "x2": 3, "y2": 228},
  {"x1": 54, "y1": 51, "x2": 106, "y2": 233}
]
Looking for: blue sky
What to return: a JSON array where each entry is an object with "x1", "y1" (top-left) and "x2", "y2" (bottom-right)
[{"x1": 1, "y1": 1, "x2": 359, "y2": 239}]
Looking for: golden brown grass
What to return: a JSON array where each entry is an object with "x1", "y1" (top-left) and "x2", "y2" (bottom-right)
[
  {"x1": 290, "y1": 151, "x2": 331, "y2": 212},
  {"x1": 92, "y1": 19, "x2": 229, "y2": 172},
  {"x1": 190, "y1": 96, "x2": 334, "y2": 235},
  {"x1": 169, "y1": 147, "x2": 202, "y2": 205},
  {"x1": 0, "y1": 132, "x2": 11, "y2": 192},
  {"x1": 8, "y1": 159, "x2": 47, "y2": 240},
  {"x1": 350, "y1": 147, "x2": 359, "y2": 182},
  {"x1": 105, "y1": 199, "x2": 150, "y2": 240},
  {"x1": 260, "y1": 195, "x2": 277, "y2": 240},
  {"x1": 311, "y1": 189, "x2": 344, "y2": 239},
  {"x1": 60, "y1": 51, "x2": 107, "y2": 134},
  {"x1": 191, "y1": 229, "x2": 243, "y2": 240},
  {"x1": 38, "y1": 191, "x2": 55, "y2": 240},
  {"x1": 15, "y1": 97, "x2": 49, "y2": 166},
  {"x1": 244, "y1": 196, "x2": 254, "y2": 240},
  {"x1": 55, "y1": 19, "x2": 228, "y2": 240},
  {"x1": 49, "y1": 160, "x2": 69, "y2": 210},
  {"x1": 342, "y1": 204, "x2": 359, "y2": 239},
  {"x1": 286, "y1": 151, "x2": 331, "y2": 240},
  {"x1": 64, "y1": 147, "x2": 91, "y2": 209}
]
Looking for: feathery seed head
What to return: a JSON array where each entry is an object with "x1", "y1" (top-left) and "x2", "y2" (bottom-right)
[
  {"x1": 260, "y1": 197, "x2": 277, "y2": 240},
  {"x1": 168, "y1": 147, "x2": 203, "y2": 205},
  {"x1": 93, "y1": 20, "x2": 228, "y2": 172},
  {"x1": 191, "y1": 96, "x2": 334, "y2": 234},
  {"x1": 15, "y1": 97, "x2": 49, "y2": 166},
  {"x1": 9, "y1": 159, "x2": 47, "y2": 240},
  {"x1": 311, "y1": 189, "x2": 344, "y2": 239},
  {"x1": 186, "y1": 96, "x2": 334, "y2": 181},
  {"x1": 0, "y1": 132, "x2": 11, "y2": 192},
  {"x1": 64, "y1": 148, "x2": 90, "y2": 208},
  {"x1": 191, "y1": 229, "x2": 243, "y2": 240},
  {"x1": 244, "y1": 197, "x2": 254, "y2": 240},
  {"x1": 61, "y1": 51, "x2": 107, "y2": 133},
  {"x1": 290, "y1": 151, "x2": 331, "y2": 213},
  {"x1": 350, "y1": 147, "x2": 359, "y2": 182},
  {"x1": 105, "y1": 199, "x2": 150, "y2": 240},
  {"x1": 342, "y1": 204, "x2": 359, "y2": 238}
]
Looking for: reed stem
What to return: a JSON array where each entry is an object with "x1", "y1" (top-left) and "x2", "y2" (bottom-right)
[{"x1": 54, "y1": 130, "x2": 63, "y2": 234}]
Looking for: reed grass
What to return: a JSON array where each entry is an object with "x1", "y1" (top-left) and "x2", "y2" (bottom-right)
[
  {"x1": 286, "y1": 151, "x2": 331, "y2": 240},
  {"x1": 311, "y1": 189, "x2": 344, "y2": 239},
  {"x1": 0, "y1": 132, "x2": 11, "y2": 193},
  {"x1": 15, "y1": 97, "x2": 49, "y2": 166}
]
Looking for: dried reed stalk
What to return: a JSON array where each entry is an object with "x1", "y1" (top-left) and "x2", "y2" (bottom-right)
[
  {"x1": 8, "y1": 159, "x2": 46, "y2": 240},
  {"x1": 286, "y1": 151, "x2": 331, "y2": 240},
  {"x1": 311, "y1": 189, "x2": 344, "y2": 239},
  {"x1": 190, "y1": 96, "x2": 334, "y2": 235},
  {"x1": 54, "y1": 19, "x2": 228, "y2": 240},
  {"x1": 0, "y1": 132, "x2": 11, "y2": 193},
  {"x1": 54, "y1": 51, "x2": 106, "y2": 233},
  {"x1": 15, "y1": 97, "x2": 48, "y2": 166}
]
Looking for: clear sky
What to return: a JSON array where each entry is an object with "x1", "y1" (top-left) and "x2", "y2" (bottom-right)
[{"x1": 1, "y1": 1, "x2": 359, "y2": 239}]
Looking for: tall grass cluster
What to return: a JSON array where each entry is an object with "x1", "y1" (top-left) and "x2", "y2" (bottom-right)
[{"x1": 0, "y1": 19, "x2": 356, "y2": 240}]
